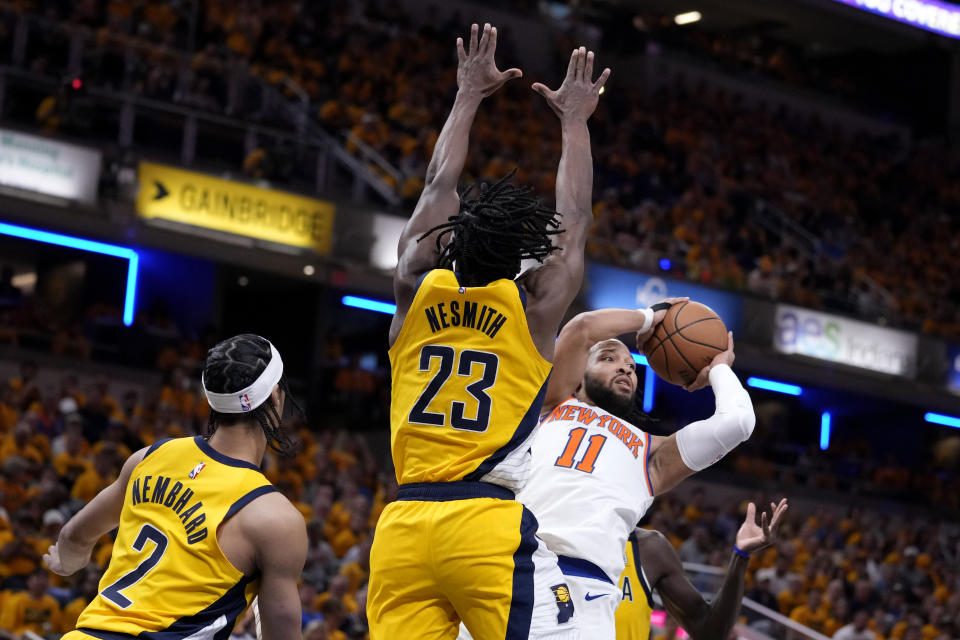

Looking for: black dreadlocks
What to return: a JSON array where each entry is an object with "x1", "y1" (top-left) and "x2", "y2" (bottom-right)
[
  {"x1": 202, "y1": 333, "x2": 302, "y2": 457},
  {"x1": 418, "y1": 169, "x2": 563, "y2": 286}
]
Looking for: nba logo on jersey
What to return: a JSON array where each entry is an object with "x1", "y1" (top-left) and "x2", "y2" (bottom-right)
[
  {"x1": 239, "y1": 393, "x2": 252, "y2": 411},
  {"x1": 188, "y1": 462, "x2": 206, "y2": 479}
]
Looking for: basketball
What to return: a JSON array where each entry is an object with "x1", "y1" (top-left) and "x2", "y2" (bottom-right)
[{"x1": 642, "y1": 301, "x2": 729, "y2": 387}]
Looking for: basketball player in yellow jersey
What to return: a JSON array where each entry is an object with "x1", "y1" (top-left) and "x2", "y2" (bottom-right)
[
  {"x1": 369, "y1": 22, "x2": 610, "y2": 640},
  {"x1": 44, "y1": 334, "x2": 307, "y2": 640},
  {"x1": 615, "y1": 500, "x2": 788, "y2": 640}
]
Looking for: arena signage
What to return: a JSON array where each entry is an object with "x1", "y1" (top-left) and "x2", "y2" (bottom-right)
[
  {"x1": 831, "y1": 0, "x2": 960, "y2": 39},
  {"x1": 584, "y1": 263, "x2": 743, "y2": 332},
  {"x1": 0, "y1": 128, "x2": 101, "y2": 204},
  {"x1": 136, "y1": 162, "x2": 335, "y2": 254},
  {"x1": 773, "y1": 304, "x2": 917, "y2": 377},
  {"x1": 947, "y1": 344, "x2": 960, "y2": 394}
]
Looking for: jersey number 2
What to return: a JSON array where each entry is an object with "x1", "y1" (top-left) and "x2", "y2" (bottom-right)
[
  {"x1": 555, "y1": 427, "x2": 607, "y2": 474},
  {"x1": 409, "y1": 345, "x2": 499, "y2": 432},
  {"x1": 101, "y1": 523, "x2": 168, "y2": 608}
]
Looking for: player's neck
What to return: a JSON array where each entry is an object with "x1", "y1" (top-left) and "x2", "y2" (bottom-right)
[
  {"x1": 207, "y1": 425, "x2": 267, "y2": 466},
  {"x1": 574, "y1": 390, "x2": 597, "y2": 407}
]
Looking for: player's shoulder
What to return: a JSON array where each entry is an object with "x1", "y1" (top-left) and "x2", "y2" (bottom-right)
[
  {"x1": 633, "y1": 527, "x2": 670, "y2": 549},
  {"x1": 238, "y1": 488, "x2": 302, "y2": 524}
]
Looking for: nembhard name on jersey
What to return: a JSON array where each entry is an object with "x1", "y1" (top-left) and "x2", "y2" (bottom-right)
[
  {"x1": 423, "y1": 300, "x2": 508, "y2": 338},
  {"x1": 542, "y1": 403, "x2": 646, "y2": 458},
  {"x1": 130, "y1": 474, "x2": 208, "y2": 544}
]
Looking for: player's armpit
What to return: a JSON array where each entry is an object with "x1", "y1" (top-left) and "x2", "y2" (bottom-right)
[
  {"x1": 247, "y1": 493, "x2": 308, "y2": 640},
  {"x1": 646, "y1": 434, "x2": 694, "y2": 496}
]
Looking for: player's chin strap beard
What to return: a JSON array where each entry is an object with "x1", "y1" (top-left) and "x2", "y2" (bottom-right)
[{"x1": 583, "y1": 374, "x2": 634, "y2": 421}]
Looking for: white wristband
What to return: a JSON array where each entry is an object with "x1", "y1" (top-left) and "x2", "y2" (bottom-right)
[{"x1": 637, "y1": 308, "x2": 655, "y2": 334}]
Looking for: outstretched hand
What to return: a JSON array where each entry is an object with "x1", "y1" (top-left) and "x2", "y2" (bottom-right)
[
  {"x1": 735, "y1": 499, "x2": 788, "y2": 555},
  {"x1": 683, "y1": 331, "x2": 735, "y2": 392},
  {"x1": 456, "y1": 23, "x2": 522, "y2": 98},
  {"x1": 43, "y1": 542, "x2": 89, "y2": 577},
  {"x1": 532, "y1": 46, "x2": 610, "y2": 122}
]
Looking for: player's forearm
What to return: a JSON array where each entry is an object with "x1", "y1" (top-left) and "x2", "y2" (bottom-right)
[
  {"x1": 562, "y1": 308, "x2": 653, "y2": 346},
  {"x1": 423, "y1": 89, "x2": 483, "y2": 190},
  {"x1": 696, "y1": 552, "x2": 749, "y2": 640},
  {"x1": 555, "y1": 118, "x2": 593, "y2": 236},
  {"x1": 54, "y1": 518, "x2": 97, "y2": 569},
  {"x1": 675, "y1": 365, "x2": 755, "y2": 472}
]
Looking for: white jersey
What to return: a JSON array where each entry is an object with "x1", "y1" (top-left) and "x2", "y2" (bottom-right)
[{"x1": 518, "y1": 396, "x2": 655, "y2": 583}]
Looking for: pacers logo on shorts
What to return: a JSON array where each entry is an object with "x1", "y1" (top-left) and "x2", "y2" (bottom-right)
[{"x1": 551, "y1": 584, "x2": 575, "y2": 623}]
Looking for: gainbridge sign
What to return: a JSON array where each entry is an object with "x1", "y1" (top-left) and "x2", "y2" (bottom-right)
[{"x1": 136, "y1": 162, "x2": 334, "y2": 254}]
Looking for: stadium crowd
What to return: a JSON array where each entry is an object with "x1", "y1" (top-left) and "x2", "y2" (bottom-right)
[
  {"x1": 0, "y1": 350, "x2": 955, "y2": 639},
  {"x1": 0, "y1": 1, "x2": 956, "y2": 341}
]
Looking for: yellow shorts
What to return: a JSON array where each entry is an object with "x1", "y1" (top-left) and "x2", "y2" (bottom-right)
[{"x1": 368, "y1": 481, "x2": 579, "y2": 640}]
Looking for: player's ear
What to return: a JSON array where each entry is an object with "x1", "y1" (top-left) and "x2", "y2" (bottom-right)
[{"x1": 271, "y1": 385, "x2": 285, "y2": 416}]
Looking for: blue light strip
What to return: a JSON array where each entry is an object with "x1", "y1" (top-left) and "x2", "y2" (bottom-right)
[
  {"x1": 632, "y1": 353, "x2": 655, "y2": 412},
  {"x1": 341, "y1": 295, "x2": 396, "y2": 315},
  {"x1": 925, "y1": 412, "x2": 960, "y2": 429},
  {"x1": 820, "y1": 412, "x2": 832, "y2": 450},
  {"x1": 0, "y1": 221, "x2": 139, "y2": 326},
  {"x1": 746, "y1": 377, "x2": 803, "y2": 396}
]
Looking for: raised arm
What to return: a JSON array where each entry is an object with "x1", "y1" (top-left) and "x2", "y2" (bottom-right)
[
  {"x1": 44, "y1": 447, "x2": 148, "y2": 576},
  {"x1": 390, "y1": 23, "x2": 521, "y2": 346},
  {"x1": 647, "y1": 334, "x2": 755, "y2": 495},
  {"x1": 519, "y1": 47, "x2": 610, "y2": 357},
  {"x1": 640, "y1": 500, "x2": 788, "y2": 640},
  {"x1": 542, "y1": 300, "x2": 686, "y2": 414}
]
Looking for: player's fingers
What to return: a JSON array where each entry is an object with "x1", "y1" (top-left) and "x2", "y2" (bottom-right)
[
  {"x1": 762, "y1": 512, "x2": 770, "y2": 535},
  {"x1": 531, "y1": 82, "x2": 552, "y2": 97},
  {"x1": 478, "y1": 23, "x2": 491, "y2": 55},
  {"x1": 488, "y1": 25, "x2": 498, "y2": 54},
  {"x1": 593, "y1": 67, "x2": 611, "y2": 92},
  {"x1": 503, "y1": 68, "x2": 522, "y2": 81},
  {"x1": 456, "y1": 37, "x2": 467, "y2": 63},
  {"x1": 584, "y1": 50, "x2": 595, "y2": 83},
  {"x1": 468, "y1": 23, "x2": 479, "y2": 56},
  {"x1": 565, "y1": 48, "x2": 578, "y2": 79},
  {"x1": 575, "y1": 46, "x2": 586, "y2": 80},
  {"x1": 745, "y1": 501, "x2": 756, "y2": 523}
]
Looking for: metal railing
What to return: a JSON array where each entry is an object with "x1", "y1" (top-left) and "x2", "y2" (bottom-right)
[
  {"x1": 681, "y1": 562, "x2": 832, "y2": 640},
  {"x1": 0, "y1": 5, "x2": 401, "y2": 205},
  {"x1": 752, "y1": 199, "x2": 898, "y2": 317}
]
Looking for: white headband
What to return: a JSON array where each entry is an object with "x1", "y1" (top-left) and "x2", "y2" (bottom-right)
[{"x1": 203, "y1": 342, "x2": 284, "y2": 414}]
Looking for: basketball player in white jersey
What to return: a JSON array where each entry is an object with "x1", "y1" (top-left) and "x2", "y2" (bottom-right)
[{"x1": 460, "y1": 302, "x2": 755, "y2": 639}]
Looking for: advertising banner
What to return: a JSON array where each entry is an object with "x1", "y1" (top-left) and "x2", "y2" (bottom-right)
[
  {"x1": 831, "y1": 0, "x2": 960, "y2": 39},
  {"x1": 0, "y1": 128, "x2": 101, "y2": 204},
  {"x1": 136, "y1": 162, "x2": 335, "y2": 254},
  {"x1": 947, "y1": 344, "x2": 960, "y2": 394},
  {"x1": 773, "y1": 304, "x2": 918, "y2": 377},
  {"x1": 584, "y1": 263, "x2": 743, "y2": 332}
]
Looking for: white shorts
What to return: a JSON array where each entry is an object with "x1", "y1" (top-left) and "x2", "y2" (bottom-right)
[
  {"x1": 561, "y1": 573, "x2": 621, "y2": 640},
  {"x1": 457, "y1": 537, "x2": 580, "y2": 640}
]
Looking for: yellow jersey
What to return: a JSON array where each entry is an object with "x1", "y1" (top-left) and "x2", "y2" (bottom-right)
[
  {"x1": 389, "y1": 269, "x2": 552, "y2": 490},
  {"x1": 74, "y1": 436, "x2": 275, "y2": 637},
  {"x1": 615, "y1": 531, "x2": 654, "y2": 640}
]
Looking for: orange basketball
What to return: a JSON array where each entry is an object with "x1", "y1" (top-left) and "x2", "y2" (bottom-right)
[{"x1": 642, "y1": 301, "x2": 728, "y2": 386}]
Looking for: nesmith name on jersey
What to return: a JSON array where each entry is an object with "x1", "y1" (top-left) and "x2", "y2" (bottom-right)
[
  {"x1": 130, "y1": 474, "x2": 208, "y2": 544},
  {"x1": 423, "y1": 300, "x2": 508, "y2": 338},
  {"x1": 542, "y1": 404, "x2": 646, "y2": 458}
]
